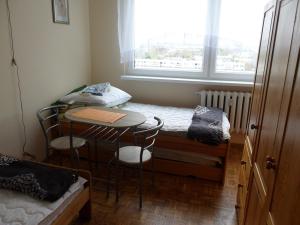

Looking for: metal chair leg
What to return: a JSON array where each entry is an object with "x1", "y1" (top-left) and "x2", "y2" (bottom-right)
[
  {"x1": 75, "y1": 148, "x2": 80, "y2": 169},
  {"x1": 151, "y1": 156, "x2": 155, "y2": 187},
  {"x1": 94, "y1": 139, "x2": 99, "y2": 169},
  {"x1": 115, "y1": 160, "x2": 120, "y2": 203},
  {"x1": 70, "y1": 148, "x2": 75, "y2": 169},
  {"x1": 106, "y1": 159, "x2": 113, "y2": 199},
  {"x1": 139, "y1": 163, "x2": 143, "y2": 209},
  {"x1": 87, "y1": 142, "x2": 93, "y2": 172}
]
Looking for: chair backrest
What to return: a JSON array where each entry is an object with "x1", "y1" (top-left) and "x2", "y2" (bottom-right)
[
  {"x1": 37, "y1": 105, "x2": 68, "y2": 146},
  {"x1": 133, "y1": 117, "x2": 164, "y2": 151}
]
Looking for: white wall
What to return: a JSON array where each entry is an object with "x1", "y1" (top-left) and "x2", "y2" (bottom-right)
[
  {"x1": 89, "y1": 0, "x2": 251, "y2": 108},
  {"x1": 0, "y1": 0, "x2": 91, "y2": 159}
]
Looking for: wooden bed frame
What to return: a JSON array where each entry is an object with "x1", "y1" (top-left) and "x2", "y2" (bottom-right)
[
  {"x1": 62, "y1": 121, "x2": 229, "y2": 184},
  {"x1": 36, "y1": 163, "x2": 92, "y2": 225},
  {"x1": 122, "y1": 132, "x2": 230, "y2": 184}
]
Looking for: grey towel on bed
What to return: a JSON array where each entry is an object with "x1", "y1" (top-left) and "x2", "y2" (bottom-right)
[{"x1": 187, "y1": 106, "x2": 224, "y2": 145}]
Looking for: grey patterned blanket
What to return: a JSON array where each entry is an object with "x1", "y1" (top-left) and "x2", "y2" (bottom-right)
[
  {"x1": 187, "y1": 106, "x2": 224, "y2": 145},
  {"x1": 0, "y1": 154, "x2": 78, "y2": 202}
]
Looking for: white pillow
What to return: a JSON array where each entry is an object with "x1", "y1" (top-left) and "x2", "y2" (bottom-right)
[
  {"x1": 60, "y1": 86, "x2": 132, "y2": 107},
  {"x1": 222, "y1": 113, "x2": 231, "y2": 140}
]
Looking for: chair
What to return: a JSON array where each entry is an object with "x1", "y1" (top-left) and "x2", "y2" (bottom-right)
[
  {"x1": 37, "y1": 105, "x2": 92, "y2": 170},
  {"x1": 107, "y1": 117, "x2": 164, "y2": 208}
]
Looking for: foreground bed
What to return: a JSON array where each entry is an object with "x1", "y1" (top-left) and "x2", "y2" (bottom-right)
[{"x1": 0, "y1": 163, "x2": 91, "y2": 225}]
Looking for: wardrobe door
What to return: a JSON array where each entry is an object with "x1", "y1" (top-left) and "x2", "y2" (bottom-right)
[
  {"x1": 251, "y1": 0, "x2": 299, "y2": 218},
  {"x1": 267, "y1": 52, "x2": 300, "y2": 225},
  {"x1": 253, "y1": 0, "x2": 298, "y2": 195},
  {"x1": 266, "y1": 2, "x2": 300, "y2": 225},
  {"x1": 247, "y1": 1, "x2": 275, "y2": 151},
  {"x1": 238, "y1": 4, "x2": 275, "y2": 224}
]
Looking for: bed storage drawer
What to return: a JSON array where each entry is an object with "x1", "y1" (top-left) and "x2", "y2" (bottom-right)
[
  {"x1": 236, "y1": 183, "x2": 246, "y2": 225},
  {"x1": 238, "y1": 170, "x2": 248, "y2": 205},
  {"x1": 236, "y1": 136, "x2": 253, "y2": 224},
  {"x1": 240, "y1": 137, "x2": 252, "y2": 188},
  {"x1": 152, "y1": 158, "x2": 224, "y2": 182}
]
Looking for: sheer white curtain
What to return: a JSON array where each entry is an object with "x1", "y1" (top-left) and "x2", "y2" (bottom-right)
[
  {"x1": 117, "y1": 0, "x2": 265, "y2": 79},
  {"x1": 117, "y1": 0, "x2": 135, "y2": 64}
]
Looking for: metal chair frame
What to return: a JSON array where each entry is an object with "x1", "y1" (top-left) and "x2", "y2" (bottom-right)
[
  {"x1": 107, "y1": 117, "x2": 164, "y2": 208},
  {"x1": 37, "y1": 105, "x2": 91, "y2": 170}
]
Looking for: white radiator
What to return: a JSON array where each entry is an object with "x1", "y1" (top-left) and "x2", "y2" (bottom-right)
[{"x1": 196, "y1": 90, "x2": 252, "y2": 134}]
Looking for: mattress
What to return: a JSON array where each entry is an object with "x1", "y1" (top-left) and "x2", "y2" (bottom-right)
[
  {"x1": 119, "y1": 102, "x2": 231, "y2": 140},
  {"x1": 0, "y1": 176, "x2": 87, "y2": 225}
]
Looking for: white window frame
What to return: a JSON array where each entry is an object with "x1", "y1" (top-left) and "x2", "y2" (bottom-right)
[{"x1": 124, "y1": 0, "x2": 257, "y2": 83}]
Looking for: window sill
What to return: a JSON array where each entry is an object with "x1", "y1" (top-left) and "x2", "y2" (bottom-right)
[{"x1": 121, "y1": 75, "x2": 254, "y2": 87}]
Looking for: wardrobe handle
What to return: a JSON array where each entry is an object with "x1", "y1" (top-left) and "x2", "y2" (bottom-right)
[
  {"x1": 250, "y1": 124, "x2": 259, "y2": 130},
  {"x1": 266, "y1": 156, "x2": 276, "y2": 170}
]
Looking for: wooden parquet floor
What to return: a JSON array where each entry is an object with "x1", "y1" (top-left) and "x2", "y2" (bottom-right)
[{"x1": 71, "y1": 144, "x2": 242, "y2": 225}]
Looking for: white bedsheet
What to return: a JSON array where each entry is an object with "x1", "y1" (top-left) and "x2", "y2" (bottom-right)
[
  {"x1": 119, "y1": 102, "x2": 231, "y2": 140},
  {"x1": 0, "y1": 176, "x2": 86, "y2": 225}
]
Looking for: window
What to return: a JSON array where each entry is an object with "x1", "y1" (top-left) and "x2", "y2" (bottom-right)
[
  {"x1": 134, "y1": 0, "x2": 207, "y2": 73},
  {"x1": 118, "y1": 0, "x2": 265, "y2": 82},
  {"x1": 215, "y1": 0, "x2": 264, "y2": 78}
]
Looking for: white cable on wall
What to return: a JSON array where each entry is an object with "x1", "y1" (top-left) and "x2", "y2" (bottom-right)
[{"x1": 5, "y1": 0, "x2": 35, "y2": 160}]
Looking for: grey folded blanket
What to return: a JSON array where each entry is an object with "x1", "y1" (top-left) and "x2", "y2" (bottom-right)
[{"x1": 187, "y1": 106, "x2": 224, "y2": 145}]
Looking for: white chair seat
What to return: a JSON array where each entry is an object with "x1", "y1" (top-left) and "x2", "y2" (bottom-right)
[
  {"x1": 50, "y1": 136, "x2": 86, "y2": 150},
  {"x1": 116, "y1": 146, "x2": 152, "y2": 164}
]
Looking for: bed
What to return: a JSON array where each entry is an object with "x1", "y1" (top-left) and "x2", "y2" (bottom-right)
[
  {"x1": 117, "y1": 102, "x2": 231, "y2": 184},
  {"x1": 0, "y1": 163, "x2": 92, "y2": 225},
  {"x1": 57, "y1": 84, "x2": 231, "y2": 184},
  {"x1": 59, "y1": 103, "x2": 230, "y2": 184}
]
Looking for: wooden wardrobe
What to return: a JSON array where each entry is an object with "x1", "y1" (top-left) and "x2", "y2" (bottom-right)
[{"x1": 236, "y1": 0, "x2": 300, "y2": 224}]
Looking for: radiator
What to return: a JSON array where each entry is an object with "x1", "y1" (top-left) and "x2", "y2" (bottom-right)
[{"x1": 196, "y1": 90, "x2": 252, "y2": 134}]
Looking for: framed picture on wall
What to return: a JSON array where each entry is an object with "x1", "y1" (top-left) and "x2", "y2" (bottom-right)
[{"x1": 52, "y1": 0, "x2": 69, "y2": 24}]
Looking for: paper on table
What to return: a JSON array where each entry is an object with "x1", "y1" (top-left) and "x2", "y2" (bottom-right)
[{"x1": 71, "y1": 108, "x2": 126, "y2": 124}]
